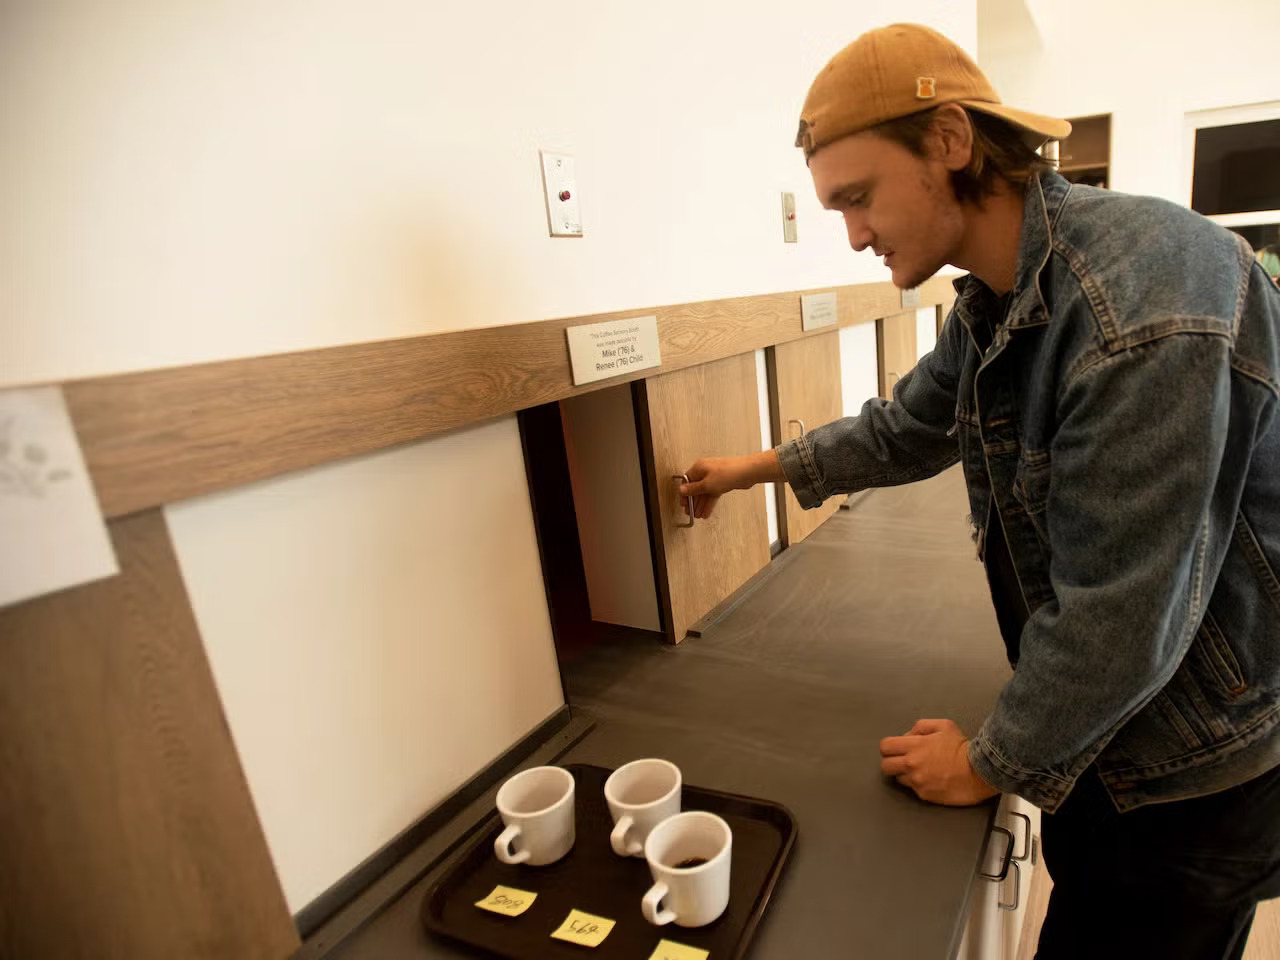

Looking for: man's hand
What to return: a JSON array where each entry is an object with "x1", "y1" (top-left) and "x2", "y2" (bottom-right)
[
  {"x1": 679, "y1": 451, "x2": 784, "y2": 520},
  {"x1": 879, "y1": 718, "x2": 999, "y2": 806}
]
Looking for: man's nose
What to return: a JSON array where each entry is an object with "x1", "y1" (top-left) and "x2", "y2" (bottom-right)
[{"x1": 844, "y1": 214, "x2": 873, "y2": 252}]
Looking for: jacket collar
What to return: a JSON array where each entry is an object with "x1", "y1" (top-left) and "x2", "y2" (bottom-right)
[{"x1": 951, "y1": 170, "x2": 1071, "y2": 333}]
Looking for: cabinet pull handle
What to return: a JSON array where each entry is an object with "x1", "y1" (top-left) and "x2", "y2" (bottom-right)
[
  {"x1": 979, "y1": 825, "x2": 1015, "y2": 882},
  {"x1": 788, "y1": 418, "x2": 806, "y2": 439},
  {"x1": 673, "y1": 474, "x2": 695, "y2": 528},
  {"x1": 998, "y1": 860, "x2": 1022, "y2": 912},
  {"x1": 1010, "y1": 811, "x2": 1033, "y2": 862}
]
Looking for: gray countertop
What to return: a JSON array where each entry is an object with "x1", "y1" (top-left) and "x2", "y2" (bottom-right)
[{"x1": 324, "y1": 468, "x2": 1012, "y2": 960}]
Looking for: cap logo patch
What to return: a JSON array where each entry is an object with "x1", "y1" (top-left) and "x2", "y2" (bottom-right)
[
  {"x1": 916, "y1": 77, "x2": 936, "y2": 99},
  {"x1": 795, "y1": 118, "x2": 814, "y2": 153}
]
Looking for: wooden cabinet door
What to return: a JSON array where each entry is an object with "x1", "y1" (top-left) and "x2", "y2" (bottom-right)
[
  {"x1": 636, "y1": 353, "x2": 770, "y2": 644},
  {"x1": 877, "y1": 309, "x2": 918, "y2": 399},
  {"x1": 769, "y1": 330, "x2": 843, "y2": 546}
]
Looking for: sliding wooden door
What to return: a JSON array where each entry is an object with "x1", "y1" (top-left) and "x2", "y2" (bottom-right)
[
  {"x1": 877, "y1": 310, "x2": 918, "y2": 399},
  {"x1": 769, "y1": 330, "x2": 843, "y2": 545},
  {"x1": 636, "y1": 353, "x2": 770, "y2": 643}
]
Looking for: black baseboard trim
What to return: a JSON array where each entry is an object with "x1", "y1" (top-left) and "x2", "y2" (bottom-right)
[
  {"x1": 292, "y1": 704, "x2": 574, "y2": 939},
  {"x1": 687, "y1": 546, "x2": 802, "y2": 639}
]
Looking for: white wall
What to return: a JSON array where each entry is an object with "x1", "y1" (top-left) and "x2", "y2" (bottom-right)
[
  {"x1": 560, "y1": 388, "x2": 662, "y2": 632},
  {"x1": 840, "y1": 322, "x2": 882, "y2": 416},
  {"x1": 916, "y1": 306, "x2": 940, "y2": 360},
  {"x1": 166, "y1": 418, "x2": 563, "y2": 910},
  {"x1": 0, "y1": 1, "x2": 977, "y2": 912},
  {"x1": 978, "y1": 0, "x2": 1280, "y2": 204},
  {"x1": 756, "y1": 348, "x2": 781, "y2": 545},
  {"x1": 1, "y1": 1, "x2": 976, "y2": 387}
]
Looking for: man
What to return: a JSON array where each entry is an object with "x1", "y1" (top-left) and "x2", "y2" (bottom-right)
[{"x1": 679, "y1": 23, "x2": 1280, "y2": 960}]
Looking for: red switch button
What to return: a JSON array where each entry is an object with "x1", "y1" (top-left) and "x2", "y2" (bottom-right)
[{"x1": 559, "y1": 190, "x2": 572, "y2": 202}]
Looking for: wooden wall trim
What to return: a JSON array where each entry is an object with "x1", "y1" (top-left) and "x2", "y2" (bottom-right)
[
  {"x1": 65, "y1": 275, "x2": 957, "y2": 518},
  {"x1": 0, "y1": 510, "x2": 299, "y2": 960}
]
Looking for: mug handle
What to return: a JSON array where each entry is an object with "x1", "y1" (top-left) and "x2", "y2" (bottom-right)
[
  {"x1": 610, "y1": 815, "x2": 643, "y2": 857},
  {"x1": 642, "y1": 881, "x2": 676, "y2": 926},
  {"x1": 494, "y1": 824, "x2": 530, "y2": 864}
]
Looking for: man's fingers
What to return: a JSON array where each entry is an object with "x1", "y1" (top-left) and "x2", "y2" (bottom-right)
[
  {"x1": 909, "y1": 718, "x2": 951, "y2": 735},
  {"x1": 674, "y1": 489, "x2": 721, "y2": 521},
  {"x1": 880, "y1": 755, "x2": 911, "y2": 777},
  {"x1": 879, "y1": 735, "x2": 919, "y2": 756}
]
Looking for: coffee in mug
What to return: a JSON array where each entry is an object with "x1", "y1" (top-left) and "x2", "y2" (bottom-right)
[{"x1": 642, "y1": 811, "x2": 732, "y2": 927}]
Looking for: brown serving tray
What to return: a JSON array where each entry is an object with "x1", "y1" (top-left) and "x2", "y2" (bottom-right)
[{"x1": 421, "y1": 763, "x2": 797, "y2": 959}]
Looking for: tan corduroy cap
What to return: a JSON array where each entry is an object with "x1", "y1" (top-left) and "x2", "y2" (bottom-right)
[{"x1": 796, "y1": 23, "x2": 1071, "y2": 158}]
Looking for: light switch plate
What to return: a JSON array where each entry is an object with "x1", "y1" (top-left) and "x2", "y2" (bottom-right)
[
  {"x1": 781, "y1": 192, "x2": 798, "y2": 242},
  {"x1": 541, "y1": 151, "x2": 583, "y2": 237}
]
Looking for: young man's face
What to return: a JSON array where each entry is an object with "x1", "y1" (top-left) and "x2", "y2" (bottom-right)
[{"x1": 809, "y1": 128, "x2": 966, "y2": 290}]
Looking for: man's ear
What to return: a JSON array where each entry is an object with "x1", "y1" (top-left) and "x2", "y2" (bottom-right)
[{"x1": 927, "y1": 104, "x2": 974, "y2": 172}]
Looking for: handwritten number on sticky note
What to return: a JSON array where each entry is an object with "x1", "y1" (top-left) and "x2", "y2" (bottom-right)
[
  {"x1": 649, "y1": 940, "x2": 710, "y2": 960},
  {"x1": 550, "y1": 909, "x2": 616, "y2": 947},
  {"x1": 475, "y1": 885, "x2": 536, "y2": 917}
]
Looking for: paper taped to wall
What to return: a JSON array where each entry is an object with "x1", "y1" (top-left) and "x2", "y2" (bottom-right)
[{"x1": 0, "y1": 386, "x2": 118, "y2": 610}]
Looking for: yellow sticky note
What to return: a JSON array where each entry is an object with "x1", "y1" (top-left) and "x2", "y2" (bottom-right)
[
  {"x1": 474, "y1": 885, "x2": 537, "y2": 917},
  {"x1": 550, "y1": 909, "x2": 616, "y2": 947},
  {"x1": 648, "y1": 940, "x2": 710, "y2": 960}
]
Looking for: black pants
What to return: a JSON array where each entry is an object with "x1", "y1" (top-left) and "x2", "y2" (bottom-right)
[{"x1": 1036, "y1": 762, "x2": 1280, "y2": 960}]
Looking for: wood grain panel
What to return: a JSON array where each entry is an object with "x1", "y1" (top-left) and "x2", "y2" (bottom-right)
[
  {"x1": 770, "y1": 330, "x2": 844, "y2": 545},
  {"x1": 877, "y1": 310, "x2": 919, "y2": 399},
  {"x1": 637, "y1": 353, "x2": 771, "y2": 643},
  {"x1": 0, "y1": 511, "x2": 298, "y2": 960},
  {"x1": 1244, "y1": 899, "x2": 1280, "y2": 960},
  {"x1": 64, "y1": 275, "x2": 958, "y2": 519}
]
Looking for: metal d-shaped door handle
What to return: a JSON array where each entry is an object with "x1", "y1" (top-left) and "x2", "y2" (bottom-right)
[
  {"x1": 788, "y1": 418, "x2": 806, "y2": 439},
  {"x1": 673, "y1": 474, "x2": 695, "y2": 527},
  {"x1": 998, "y1": 860, "x2": 1022, "y2": 912},
  {"x1": 1010, "y1": 811, "x2": 1033, "y2": 863},
  {"x1": 979, "y1": 825, "x2": 1015, "y2": 882}
]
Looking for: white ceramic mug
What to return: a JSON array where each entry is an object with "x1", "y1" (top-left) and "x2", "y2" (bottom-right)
[
  {"x1": 641, "y1": 811, "x2": 732, "y2": 927},
  {"x1": 493, "y1": 766, "x2": 576, "y2": 866},
  {"x1": 605, "y1": 758, "x2": 682, "y2": 857}
]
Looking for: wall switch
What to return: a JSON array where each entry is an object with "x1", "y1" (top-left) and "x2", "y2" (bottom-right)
[
  {"x1": 781, "y1": 192, "x2": 798, "y2": 243},
  {"x1": 541, "y1": 151, "x2": 583, "y2": 237}
]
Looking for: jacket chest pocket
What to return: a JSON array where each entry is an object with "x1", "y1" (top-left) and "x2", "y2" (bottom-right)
[
  {"x1": 1011, "y1": 451, "x2": 1052, "y2": 542},
  {"x1": 1192, "y1": 609, "x2": 1247, "y2": 697}
]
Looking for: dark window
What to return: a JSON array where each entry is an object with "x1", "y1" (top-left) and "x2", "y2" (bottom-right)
[
  {"x1": 1191, "y1": 119, "x2": 1280, "y2": 216},
  {"x1": 1228, "y1": 222, "x2": 1280, "y2": 252}
]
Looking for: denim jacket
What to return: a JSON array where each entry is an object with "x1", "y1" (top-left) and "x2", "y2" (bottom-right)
[{"x1": 777, "y1": 170, "x2": 1280, "y2": 813}]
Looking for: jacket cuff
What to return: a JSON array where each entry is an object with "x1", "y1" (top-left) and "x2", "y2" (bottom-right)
[
  {"x1": 968, "y1": 731, "x2": 1074, "y2": 814},
  {"x1": 774, "y1": 437, "x2": 827, "y2": 509}
]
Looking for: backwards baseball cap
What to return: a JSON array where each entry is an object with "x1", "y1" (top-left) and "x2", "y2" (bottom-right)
[{"x1": 796, "y1": 23, "x2": 1071, "y2": 159}]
